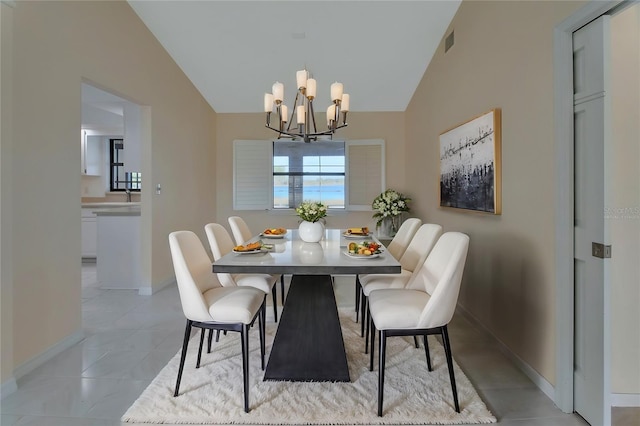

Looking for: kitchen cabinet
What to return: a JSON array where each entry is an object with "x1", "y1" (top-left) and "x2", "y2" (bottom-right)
[
  {"x1": 81, "y1": 208, "x2": 97, "y2": 258},
  {"x1": 81, "y1": 132, "x2": 102, "y2": 176},
  {"x1": 95, "y1": 206, "x2": 141, "y2": 289}
]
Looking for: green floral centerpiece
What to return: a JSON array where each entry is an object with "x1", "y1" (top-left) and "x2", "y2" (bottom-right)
[
  {"x1": 372, "y1": 189, "x2": 411, "y2": 235},
  {"x1": 296, "y1": 201, "x2": 327, "y2": 243},
  {"x1": 295, "y1": 201, "x2": 327, "y2": 223}
]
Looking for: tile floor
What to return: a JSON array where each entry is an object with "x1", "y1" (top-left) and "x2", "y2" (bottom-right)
[{"x1": 0, "y1": 264, "x2": 636, "y2": 426}]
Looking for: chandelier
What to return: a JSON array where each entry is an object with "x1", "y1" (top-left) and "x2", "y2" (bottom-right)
[{"x1": 264, "y1": 69, "x2": 349, "y2": 143}]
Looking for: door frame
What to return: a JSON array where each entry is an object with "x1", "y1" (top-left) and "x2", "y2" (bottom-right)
[{"x1": 553, "y1": 0, "x2": 622, "y2": 414}]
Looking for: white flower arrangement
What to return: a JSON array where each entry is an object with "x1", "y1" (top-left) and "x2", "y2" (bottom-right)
[
  {"x1": 295, "y1": 201, "x2": 327, "y2": 223},
  {"x1": 372, "y1": 189, "x2": 411, "y2": 229}
]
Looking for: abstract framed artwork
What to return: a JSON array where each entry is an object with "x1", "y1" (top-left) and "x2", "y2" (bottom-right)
[{"x1": 439, "y1": 108, "x2": 502, "y2": 214}]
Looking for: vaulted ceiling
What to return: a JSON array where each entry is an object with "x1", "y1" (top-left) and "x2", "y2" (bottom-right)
[{"x1": 126, "y1": 1, "x2": 461, "y2": 113}]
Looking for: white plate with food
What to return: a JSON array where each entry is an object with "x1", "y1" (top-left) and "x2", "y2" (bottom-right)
[
  {"x1": 233, "y1": 248, "x2": 265, "y2": 255},
  {"x1": 232, "y1": 242, "x2": 264, "y2": 254},
  {"x1": 343, "y1": 227, "x2": 370, "y2": 238},
  {"x1": 345, "y1": 241, "x2": 383, "y2": 258},
  {"x1": 260, "y1": 228, "x2": 287, "y2": 239},
  {"x1": 343, "y1": 251, "x2": 380, "y2": 259},
  {"x1": 343, "y1": 232, "x2": 370, "y2": 239}
]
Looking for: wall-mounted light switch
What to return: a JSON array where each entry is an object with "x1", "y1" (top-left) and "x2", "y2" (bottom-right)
[{"x1": 156, "y1": 183, "x2": 161, "y2": 195}]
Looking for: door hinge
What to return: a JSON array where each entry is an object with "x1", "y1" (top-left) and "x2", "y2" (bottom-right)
[{"x1": 592, "y1": 242, "x2": 612, "y2": 259}]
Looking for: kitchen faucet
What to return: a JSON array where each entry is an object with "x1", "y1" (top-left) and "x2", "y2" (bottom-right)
[{"x1": 125, "y1": 189, "x2": 131, "y2": 202}]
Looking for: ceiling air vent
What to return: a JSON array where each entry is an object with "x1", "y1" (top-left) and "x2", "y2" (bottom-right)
[{"x1": 445, "y1": 31, "x2": 455, "y2": 53}]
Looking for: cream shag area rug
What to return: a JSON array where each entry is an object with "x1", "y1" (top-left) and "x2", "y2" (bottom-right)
[{"x1": 122, "y1": 309, "x2": 496, "y2": 425}]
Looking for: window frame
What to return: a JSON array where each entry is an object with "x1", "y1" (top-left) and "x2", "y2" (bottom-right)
[
  {"x1": 232, "y1": 139, "x2": 385, "y2": 211},
  {"x1": 272, "y1": 140, "x2": 347, "y2": 210},
  {"x1": 109, "y1": 138, "x2": 141, "y2": 192}
]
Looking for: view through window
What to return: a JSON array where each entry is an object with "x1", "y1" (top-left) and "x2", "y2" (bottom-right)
[
  {"x1": 110, "y1": 138, "x2": 141, "y2": 191},
  {"x1": 273, "y1": 140, "x2": 345, "y2": 209}
]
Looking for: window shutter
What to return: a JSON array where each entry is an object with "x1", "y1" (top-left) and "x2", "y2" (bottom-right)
[
  {"x1": 233, "y1": 140, "x2": 272, "y2": 210},
  {"x1": 346, "y1": 139, "x2": 385, "y2": 210}
]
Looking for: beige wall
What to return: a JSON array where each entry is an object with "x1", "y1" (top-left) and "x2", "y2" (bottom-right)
[
  {"x1": 609, "y1": 4, "x2": 640, "y2": 395},
  {"x1": 4, "y1": 0, "x2": 216, "y2": 378},
  {"x1": 405, "y1": 0, "x2": 585, "y2": 385},
  {"x1": 215, "y1": 112, "x2": 405, "y2": 233}
]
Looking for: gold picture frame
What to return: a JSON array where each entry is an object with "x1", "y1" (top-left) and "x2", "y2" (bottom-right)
[{"x1": 439, "y1": 108, "x2": 502, "y2": 214}]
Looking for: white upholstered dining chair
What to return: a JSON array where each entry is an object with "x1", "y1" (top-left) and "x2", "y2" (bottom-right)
[
  {"x1": 168, "y1": 230, "x2": 266, "y2": 413},
  {"x1": 368, "y1": 231, "x2": 469, "y2": 416},
  {"x1": 385, "y1": 217, "x2": 423, "y2": 260},
  {"x1": 228, "y1": 216, "x2": 286, "y2": 305},
  {"x1": 205, "y1": 222, "x2": 279, "y2": 322},
  {"x1": 360, "y1": 223, "x2": 442, "y2": 351},
  {"x1": 355, "y1": 218, "x2": 422, "y2": 322}
]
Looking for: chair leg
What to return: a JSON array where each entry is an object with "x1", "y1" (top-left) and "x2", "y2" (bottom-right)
[
  {"x1": 259, "y1": 301, "x2": 266, "y2": 370},
  {"x1": 174, "y1": 320, "x2": 192, "y2": 397},
  {"x1": 215, "y1": 329, "x2": 221, "y2": 342},
  {"x1": 423, "y1": 335, "x2": 432, "y2": 371},
  {"x1": 241, "y1": 324, "x2": 250, "y2": 413},
  {"x1": 280, "y1": 275, "x2": 285, "y2": 305},
  {"x1": 369, "y1": 319, "x2": 376, "y2": 371},
  {"x1": 377, "y1": 330, "x2": 387, "y2": 417},
  {"x1": 355, "y1": 275, "x2": 360, "y2": 321},
  {"x1": 413, "y1": 335, "x2": 419, "y2": 348},
  {"x1": 365, "y1": 301, "x2": 370, "y2": 354},
  {"x1": 207, "y1": 329, "x2": 213, "y2": 353},
  {"x1": 360, "y1": 294, "x2": 367, "y2": 337},
  {"x1": 196, "y1": 328, "x2": 205, "y2": 368},
  {"x1": 271, "y1": 285, "x2": 278, "y2": 323},
  {"x1": 441, "y1": 326, "x2": 460, "y2": 413}
]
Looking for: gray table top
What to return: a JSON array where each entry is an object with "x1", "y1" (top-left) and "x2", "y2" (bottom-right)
[{"x1": 212, "y1": 228, "x2": 401, "y2": 275}]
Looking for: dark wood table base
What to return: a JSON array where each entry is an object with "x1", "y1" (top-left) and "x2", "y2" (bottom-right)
[{"x1": 264, "y1": 274, "x2": 350, "y2": 382}]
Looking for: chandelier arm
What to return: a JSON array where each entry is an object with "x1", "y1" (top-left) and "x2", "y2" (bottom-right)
[
  {"x1": 265, "y1": 124, "x2": 336, "y2": 139},
  {"x1": 286, "y1": 91, "x2": 301, "y2": 133},
  {"x1": 308, "y1": 100, "x2": 318, "y2": 135},
  {"x1": 265, "y1": 124, "x2": 288, "y2": 138}
]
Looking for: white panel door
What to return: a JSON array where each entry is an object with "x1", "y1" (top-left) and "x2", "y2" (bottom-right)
[{"x1": 572, "y1": 15, "x2": 611, "y2": 426}]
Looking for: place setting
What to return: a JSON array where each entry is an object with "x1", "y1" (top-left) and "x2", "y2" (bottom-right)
[
  {"x1": 232, "y1": 240, "x2": 279, "y2": 255},
  {"x1": 259, "y1": 227, "x2": 288, "y2": 239},
  {"x1": 342, "y1": 226, "x2": 370, "y2": 239},
  {"x1": 344, "y1": 240, "x2": 384, "y2": 259}
]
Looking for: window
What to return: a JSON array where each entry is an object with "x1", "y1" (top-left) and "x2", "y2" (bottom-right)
[
  {"x1": 273, "y1": 141, "x2": 345, "y2": 209},
  {"x1": 233, "y1": 139, "x2": 384, "y2": 211},
  {"x1": 110, "y1": 138, "x2": 141, "y2": 192}
]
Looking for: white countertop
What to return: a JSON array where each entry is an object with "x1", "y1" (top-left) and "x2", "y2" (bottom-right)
[
  {"x1": 82, "y1": 202, "x2": 141, "y2": 216},
  {"x1": 82, "y1": 202, "x2": 140, "y2": 208}
]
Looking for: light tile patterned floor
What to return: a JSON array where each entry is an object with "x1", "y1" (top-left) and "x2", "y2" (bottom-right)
[{"x1": 0, "y1": 265, "x2": 636, "y2": 425}]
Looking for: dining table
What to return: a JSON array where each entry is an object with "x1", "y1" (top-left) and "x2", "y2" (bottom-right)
[{"x1": 212, "y1": 227, "x2": 401, "y2": 382}]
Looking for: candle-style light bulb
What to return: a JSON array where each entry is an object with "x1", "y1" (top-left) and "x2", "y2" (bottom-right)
[
  {"x1": 272, "y1": 82, "x2": 284, "y2": 103},
  {"x1": 306, "y1": 78, "x2": 317, "y2": 99},
  {"x1": 341, "y1": 94, "x2": 350, "y2": 112},
  {"x1": 297, "y1": 105, "x2": 305, "y2": 124},
  {"x1": 264, "y1": 93, "x2": 274, "y2": 112},
  {"x1": 296, "y1": 70, "x2": 308, "y2": 89},
  {"x1": 330, "y1": 82, "x2": 343, "y2": 102},
  {"x1": 280, "y1": 104, "x2": 288, "y2": 122},
  {"x1": 327, "y1": 104, "x2": 336, "y2": 126}
]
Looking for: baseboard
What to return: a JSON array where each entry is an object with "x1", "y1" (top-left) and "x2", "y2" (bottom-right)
[
  {"x1": 455, "y1": 305, "x2": 556, "y2": 402},
  {"x1": 13, "y1": 330, "x2": 84, "y2": 380},
  {"x1": 0, "y1": 377, "x2": 17, "y2": 400},
  {"x1": 138, "y1": 277, "x2": 175, "y2": 296},
  {"x1": 612, "y1": 393, "x2": 640, "y2": 407}
]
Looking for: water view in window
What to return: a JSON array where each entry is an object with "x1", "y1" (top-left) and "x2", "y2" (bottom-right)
[{"x1": 273, "y1": 141, "x2": 345, "y2": 209}]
